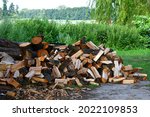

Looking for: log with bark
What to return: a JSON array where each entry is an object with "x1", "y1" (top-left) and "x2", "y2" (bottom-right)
[{"x1": 0, "y1": 39, "x2": 22, "y2": 60}]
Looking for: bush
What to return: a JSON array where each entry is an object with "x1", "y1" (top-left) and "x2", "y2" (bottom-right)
[
  {"x1": 0, "y1": 19, "x2": 147, "y2": 50},
  {"x1": 132, "y1": 15, "x2": 150, "y2": 48}
]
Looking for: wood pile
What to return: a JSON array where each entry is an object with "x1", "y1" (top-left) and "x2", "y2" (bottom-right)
[{"x1": 0, "y1": 36, "x2": 148, "y2": 98}]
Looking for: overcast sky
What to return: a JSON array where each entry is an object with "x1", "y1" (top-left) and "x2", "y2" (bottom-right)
[{"x1": 0, "y1": 0, "x2": 90, "y2": 9}]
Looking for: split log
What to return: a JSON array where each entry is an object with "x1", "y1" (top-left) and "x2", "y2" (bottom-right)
[
  {"x1": 74, "y1": 59, "x2": 82, "y2": 70},
  {"x1": 101, "y1": 61, "x2": 112, "y2": 65},
  {"x1": 113, "y1": 77, "x2": 126, "y2": 83},
  {"x1": 101, "y1": 69, "x2": 109, "y2": 83},
  {"x1": 24, "y1": 58, "x2": 35, "y2": 67},
  {"x1": 75, "y1": 78, "x2": 83, "y2": 87},
  {"x1": 29, "y1": 66, "x2": 42, "y2": 75},
  {"x1": 122, "y1": 79, "x2": 135, "y2": 84},
  {"x1": 0, "y1": 71, "x2": 4, "y2": 78},
  {"x1": 93, "y1": 50, "x2": 104, "y2": 62},
  {"x1": 28, "y1": 89, "x2": 41, "y2": 94},
  {"x1": 6, "y1": 91, "x2": 16, "y2": 97},
  {"x1": 90, "y1": 66, "x2": 101, "y2": 79},
  {"x1": 123, "y1": 65, "x2": 133, "y2": 71},
  {"x1": 130, "y1": 73, "x2": 147, "y2": 77},
  {"x1": 42, "y1": 42, "x2": 49, "y2": 49},
  {"x1": 90, "y1": 81, "x2": 99, "y2": 86},
  {"x1": 6, "y1": 78, "x2": 21, "y2": 88},
  {"x1": 83, "y1": 78, "x2": 95, "y2": 82},
  {"x1": 104, "y1": 48, "x2": 110, "y2": 55},
  {"x1": 86, "y1": 41, "x2": 99, "y2": 50},
  {"x1": 19, "y1": 42, "x2": 31, "y2": 47},
  {"x1": 35, "y1": 58, "x2": 41, "y2": 67},
  {"x1": 0, "y1": 64, "x2": 11, "y2": 71},
  {"x1": 71, "y1": 50, "x2": 83, "y2": 59},
  {"x1": 113, "y1": 61, "x2": 122, "y2": 77},
  {"x1": 11, "y1": 60, "x2": 25, "y2": 73},
  {"x1": 0, "y1": 81, "x2": 7, "y2": 85},
  {"x1": 52, "y1": 66, "x2": 61, "y2": 78},
  {"x1": 25, "y1": 70, "x2": 35, "y2": 79},
  {"x1": 82, "y1": 59, "x2": 88, "y2": 65},
  {"x1": 0, "y1": 52, "x2": 15, "y2": 64},
  {"x1": 87, "y1": 69, "x2": 96, "y2": 79},
  {"x1": 54, "y1": 45, "x2": 68, "y2": 50},
  {"x1": 77, "y1": 68, "x2": 88, "y2": 75},
  {"x1": 13, "y1": 70, "x2": 20, "y2": 78},
  {"x1": 108, "y1": 77, "x2": 114, "y2": 83},
  {"x1": 72, "y1": 40, "x2": 80, "y2": 46},
  {"x1": 32, "y1": 77, "x2": 48, "y2": 83},
  {"x1": 55, "y1": 79, "x2": 68, "y2": 85},
  {"x1": 53, "y1": 54, "x2": 62, "y2": 60}
]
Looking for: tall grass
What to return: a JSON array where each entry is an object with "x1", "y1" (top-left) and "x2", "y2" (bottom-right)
[{"x1": 0, "y1": 19, "x2": 147, "y2": 50}]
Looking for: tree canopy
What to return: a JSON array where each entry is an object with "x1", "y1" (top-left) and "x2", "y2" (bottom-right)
[{"x1": 94, "y1": 0, "x2": 150, "y2": 24}]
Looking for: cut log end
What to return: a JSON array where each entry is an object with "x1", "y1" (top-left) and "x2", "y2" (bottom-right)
[
  {"x1": 31, "y1": 36, "x2": 43, "y2": 45},
  {"x1": 37, "y1": 49, "x2": 49, "y2": 57}
]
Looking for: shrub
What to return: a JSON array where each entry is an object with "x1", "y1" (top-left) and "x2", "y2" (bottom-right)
[{"x1": 0, "y1": 19, "x2": 147, "y2": 50}]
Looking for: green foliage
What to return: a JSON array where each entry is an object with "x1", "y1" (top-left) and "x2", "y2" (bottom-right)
[
  {"x1": 106, "y1": 25, "x2": 146, "y2": 49},
  {"x1": 93, "y1": 0, "x2": 150, "y2": 24},
  {"x1": 0, "y1": 19, "x2": 13, "y2": 39},
  {"x1": 0, "y1": 19, "x2": 147, "y2": 50},
  {"x1": 0, "y1": 8, "x2": 2, "y2": 19},
  {"x1": 3, "y1": 19, "x2": 59, "y2": 42},
  {"x1": 18, "y1": 7, "x2": 91, "y2": 20},
  {"x1": 1, "y1": 0, "x2": 19, "y2": 18},
  {"x1": 2, "y1": 0, "x2": 8, "y2": 16},
  {"x1": 8, "y1": 3, "x2": 15, "y2": 15},
  {"x1": 132, "y1": 15, "x2": 150, "y2": 47}
]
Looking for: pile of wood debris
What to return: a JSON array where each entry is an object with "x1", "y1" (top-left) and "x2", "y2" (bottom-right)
[{"x1": 0, "y1": 36, "x2": 147, "y2": 99}]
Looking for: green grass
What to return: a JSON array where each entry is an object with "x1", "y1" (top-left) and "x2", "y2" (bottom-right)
[{"x1": 117, "y1": 49, "x2": 150, "y2": 80}]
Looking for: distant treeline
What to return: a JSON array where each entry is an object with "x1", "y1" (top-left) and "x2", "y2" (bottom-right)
[{"x1": 18, "y1": 7, "x2": 91, "y2": 20}]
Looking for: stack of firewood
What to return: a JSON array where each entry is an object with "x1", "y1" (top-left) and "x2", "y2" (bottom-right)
[{"x1": 0, "y1": 36, "x2": 147, "y2": 97}]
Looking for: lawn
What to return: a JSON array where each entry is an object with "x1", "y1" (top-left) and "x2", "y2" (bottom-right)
[{"x1": 117, "y1": 49, "x2": 150, "y2": 80}]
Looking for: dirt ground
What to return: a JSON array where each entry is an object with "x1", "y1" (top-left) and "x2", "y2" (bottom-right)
[
  {"x1": 1, "y1": 81, "x2": 150, "y2": 100},
  {"x1": 83, "y1": 81, "x2": 150, "y2": 100}
]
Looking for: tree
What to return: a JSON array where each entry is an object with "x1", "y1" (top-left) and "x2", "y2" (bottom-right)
[
  {"x1": 0, "y1": 8, "x2": 2, "y2": 19},
  {"x1": 93, "y1": 0, "x2": 150, "y2": 24},
  {"x1": 9, "y1": 2, "x2": 15, "y2": 15},
  {"x1": 2, "y1": 0, "x2": 8, "y2": 16},
  {"x1": 15, "y1": 5, "x2": 19, "y2": 14}
]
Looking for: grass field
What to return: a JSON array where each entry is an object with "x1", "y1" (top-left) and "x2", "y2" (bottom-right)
[{"x1": 117, "y1": 49, "x2": 150, "y2": 80}]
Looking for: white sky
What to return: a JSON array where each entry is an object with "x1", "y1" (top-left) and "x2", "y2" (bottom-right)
[{"x1": 0, "y1": 0, "x2": 90, "y2": 9}]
